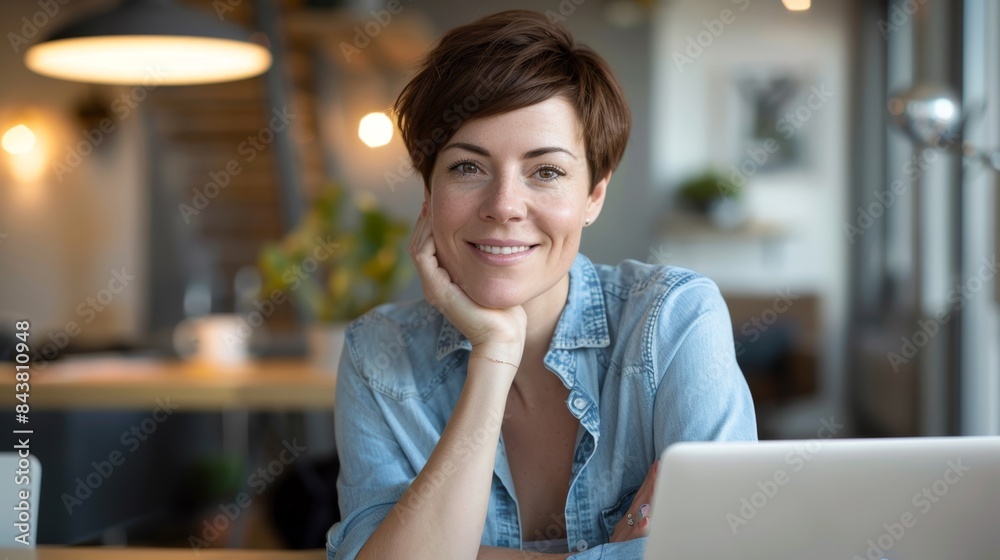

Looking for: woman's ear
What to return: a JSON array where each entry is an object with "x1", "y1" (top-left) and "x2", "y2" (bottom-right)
[{"x1": 586, "y1": 172, "x2": 611, "y2": 222}]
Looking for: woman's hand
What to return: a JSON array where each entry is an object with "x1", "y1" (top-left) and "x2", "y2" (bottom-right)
[
  {"x1": 408, "y1": 202, "x2": 528, "y2": 360},
  {"x1": 610, "y1": 460, "x2": 658, "y2": 543}
]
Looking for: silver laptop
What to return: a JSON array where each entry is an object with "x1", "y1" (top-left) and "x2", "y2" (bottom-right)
[{"x1": 645, "y1": 436, "x2": 1000, "y2": 560}]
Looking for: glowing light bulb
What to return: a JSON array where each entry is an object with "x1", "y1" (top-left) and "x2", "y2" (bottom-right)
[
  {"x1": 359, "y1": 112, "x2": 393, "y2": 148},
  {"x1": 2, "y1": 124, "x2": 36, "y2": 154},
  {"x1": 781, "y1": 0, "x2": 811, "y2": 11},
  {"x1": 932, "y1": 98, "x2": 956, "y2": 121}
]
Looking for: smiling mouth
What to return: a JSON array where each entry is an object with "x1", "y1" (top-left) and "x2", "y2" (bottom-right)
[{"x1": 468, "y1": 242, "x2": 539, "y2": 255}]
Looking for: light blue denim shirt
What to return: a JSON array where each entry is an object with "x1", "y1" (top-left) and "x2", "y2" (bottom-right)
[{"x1": 327, "y1": 253, "x2": 757, "y2": 559}]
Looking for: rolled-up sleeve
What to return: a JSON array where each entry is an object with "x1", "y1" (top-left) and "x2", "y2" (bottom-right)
[
  {"x1": 653, "y1": 278, "x2": 758, "y2": 450},
  {"x1": 573, "y1": 280, "x2": 757, "y2": 560},
  {"x1": 327, "y1": 333, "x2": 416, "y2": 560}
]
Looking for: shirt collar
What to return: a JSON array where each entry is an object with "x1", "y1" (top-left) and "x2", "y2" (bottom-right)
[{"x1": 435, "y1": 253, "x2": 610, "y2": 361}]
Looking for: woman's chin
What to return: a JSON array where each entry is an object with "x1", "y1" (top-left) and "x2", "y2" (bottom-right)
[{"x1": 462, "y1": 286, "x2": 526, "y2": 309}]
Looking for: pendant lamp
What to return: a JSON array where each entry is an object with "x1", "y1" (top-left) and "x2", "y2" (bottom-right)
[{"x1": 24, "y1": 0, "x2": 272, "y2": 85}]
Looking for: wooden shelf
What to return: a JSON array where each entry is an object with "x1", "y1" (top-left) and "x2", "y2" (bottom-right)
[{"x1": 659, "y1": 213, "x2": 789, "y2": 242}]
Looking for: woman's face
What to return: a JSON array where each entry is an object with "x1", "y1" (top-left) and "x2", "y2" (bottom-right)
[{"x1": 427, "y1": 96, "x2": 609, "y2": 309}]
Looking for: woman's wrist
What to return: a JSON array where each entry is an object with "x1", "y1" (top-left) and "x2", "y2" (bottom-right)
[
  {"x1": 469, "y1": 354, "x2": 520, "y2": 370},
  {"x1": 470, "y1": 341, "x2": 524, "y2": 367}
]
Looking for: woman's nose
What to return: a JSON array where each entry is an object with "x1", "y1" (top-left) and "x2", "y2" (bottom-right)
[{"x1": 479, "y1": 173, "x2": 526, "y2": 223}]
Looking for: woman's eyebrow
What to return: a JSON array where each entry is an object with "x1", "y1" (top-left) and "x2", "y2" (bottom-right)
[
  {"x1": 523, "y1": 146, "x2": 577, "y2": 160},
  {"x1": 441, "y1": 142, "x2": 490, "y2": 156},
  {"x1": 441, "y1": 142, "x2": 577, "y2": 160}
]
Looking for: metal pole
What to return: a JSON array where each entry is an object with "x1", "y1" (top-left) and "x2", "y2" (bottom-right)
[{"x1": 256, "y1": 0, "x2": 305, "y2": 232}]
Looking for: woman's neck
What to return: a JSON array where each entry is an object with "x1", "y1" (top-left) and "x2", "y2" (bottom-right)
[{"x1": 518, "y1": 272, "x2": 570, "y2": 367}]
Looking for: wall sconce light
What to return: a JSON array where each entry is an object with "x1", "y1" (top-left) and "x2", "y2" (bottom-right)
[
  {"x1": 781, "y1": 0, "x2": 811, "y2": 11},
  {"x1": 358, "y1": 112, "x2": 393, "y2": 148},
  {"x1": 1, "y1": 114, "x2": 50, "y2": 187},
  {"x1": 24, "y1": 0, "x2": 272, "y2": 85},
  {"x1": 2, "y1": 124, "x2": 37, "y2": 155}
]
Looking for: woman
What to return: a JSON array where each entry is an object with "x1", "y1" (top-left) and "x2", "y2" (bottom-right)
[{"x1": 327, "y1": 10, "x2": 756, "y2": 560}]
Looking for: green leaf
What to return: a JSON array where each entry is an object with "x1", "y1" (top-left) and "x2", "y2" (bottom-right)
[{"x1": 255, "y1": 182, "x2": 413, "y2": 322}]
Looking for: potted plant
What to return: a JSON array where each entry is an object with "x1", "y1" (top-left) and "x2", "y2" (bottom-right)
[
  {"x1": 675, "y1": 170, "x2": 746, "y2": 229},
  {"x1": 257, "y1": 183, "x2": 412, "y2": 371}
]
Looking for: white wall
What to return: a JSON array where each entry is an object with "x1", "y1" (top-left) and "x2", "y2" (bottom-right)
[
  {"x1": 652, "y1": 0, "x2": 854, "y2": 423},
  {"x1": 0, "y1": 0, "x2": 147, "y2": 351}
]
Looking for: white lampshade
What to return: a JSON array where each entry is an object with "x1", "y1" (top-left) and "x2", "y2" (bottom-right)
[
  {"x1": 781, "y1": 0, "x2": 811, "y2": 11},
  {"x1": 24, "y1": 0, "x2": 271, "y2": 85}
]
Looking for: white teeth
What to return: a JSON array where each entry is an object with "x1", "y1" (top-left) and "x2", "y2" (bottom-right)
[{"x1": 475, "y1": 244, "x2": 531, "y2": 255}]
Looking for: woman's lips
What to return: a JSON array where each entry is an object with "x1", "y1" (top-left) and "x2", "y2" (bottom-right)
[{"x1": 467, "y1": 242, "x2": 538, "y2": 265}]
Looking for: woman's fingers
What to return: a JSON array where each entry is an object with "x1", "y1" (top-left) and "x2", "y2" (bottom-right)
[
  {"x1": 638, "y1": 460, "x2": 658, "y2": 500},
  {"x1": 407, "y1": 202, "x2": 429, "y2": 256},
  {"x1": 406, "y1": 201, "x2": 527, "y2": 351},
  {"x1": 636, "y1": 459, "x2": 658, "y2": 518},
  {"x1": 407, "y1": 204, "x2": 473, "y2": 322},
  {"x1": 412, "y1": 228, "x2": 445, "y2": 304},
  {"x1": 409, "y1": 203, "x2": 439, "y2": 294},
  {"x1": 609, "y1": 460, "x2": 659, "y2": 543},
  {"x1": 409, "y1": 215, "x2": 444, "y2": 312}
]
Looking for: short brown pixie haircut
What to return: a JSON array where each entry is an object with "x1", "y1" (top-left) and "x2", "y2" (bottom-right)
[{"x1": 393, "y1": 10, "x2": 631, "y2": 194}]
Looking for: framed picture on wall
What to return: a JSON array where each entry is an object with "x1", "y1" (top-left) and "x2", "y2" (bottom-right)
[{"x1": 732, "y1": 69, "x2": 815, "y2": 173}]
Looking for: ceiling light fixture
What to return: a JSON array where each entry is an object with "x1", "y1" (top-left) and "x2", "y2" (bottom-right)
[
  {"x1": 781, "y1": 0, "x2": 811, "y2": 12},
  {"x1": 24, "y1": 0, "x2": 272, "y2": 85}
]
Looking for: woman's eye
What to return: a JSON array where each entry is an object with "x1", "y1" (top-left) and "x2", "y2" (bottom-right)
[
  {"x1": 536, "y1": 167, "x2": 563, "y2": 181},
  {"x1": 457, "y1": 162, "x2": 478, "y2": 175}
]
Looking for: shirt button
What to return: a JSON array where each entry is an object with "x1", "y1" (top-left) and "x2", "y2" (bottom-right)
[
  {"x1": 576, "y1": 539, "x2": 588, "y2": 551},
  {"x1": 572, "y1": 397, "x2": 587, "y2": 410}
]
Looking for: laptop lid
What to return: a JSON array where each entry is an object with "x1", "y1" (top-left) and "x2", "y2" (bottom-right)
[{"x1": 645, "y1": 437, "x2": 1000, "y2": 560}]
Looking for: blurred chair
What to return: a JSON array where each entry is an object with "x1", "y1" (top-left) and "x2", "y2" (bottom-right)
[
  {"x1": 271, "y1": 453, "x2": 340, "y2": 548},
  {"x1": 0, "y1": 453, "x2": 41, "y2": 547}
]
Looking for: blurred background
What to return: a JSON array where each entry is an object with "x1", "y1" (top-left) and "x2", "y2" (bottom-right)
[{"x1": 0, "y1": 0, "x2": 997, "y2": 550}]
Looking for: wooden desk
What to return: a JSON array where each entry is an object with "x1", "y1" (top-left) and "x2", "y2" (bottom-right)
[
  {"x1": 0, "y1": 547, "x2": 325, "y2": 559},
  {"x1": 1, "y1": 357, "x2": 336, "y2": 411},
  {"x1": 0, "y1": 358, "x2": 336, "y2": 549}
]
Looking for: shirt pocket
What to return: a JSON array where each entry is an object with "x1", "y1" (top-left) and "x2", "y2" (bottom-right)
[{"x1": 600, "y1": 486, "x2": 640, "y2": 541}]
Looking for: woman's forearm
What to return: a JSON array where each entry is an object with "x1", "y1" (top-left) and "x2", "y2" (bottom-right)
[{"x1": 358, "y1": 358, "x2": 516, "y2": 560}]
